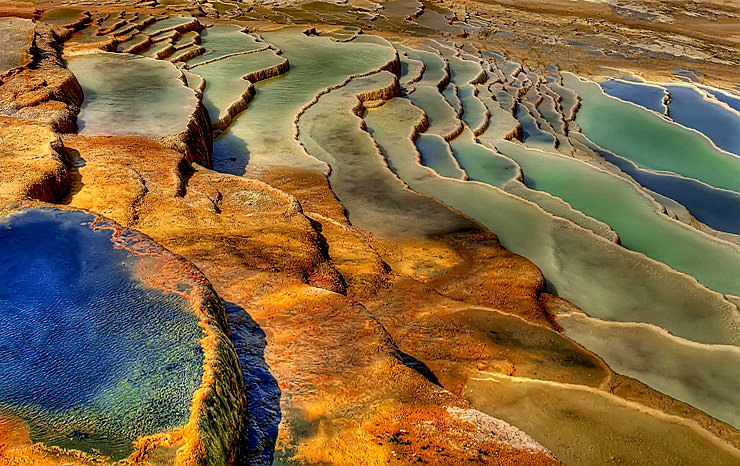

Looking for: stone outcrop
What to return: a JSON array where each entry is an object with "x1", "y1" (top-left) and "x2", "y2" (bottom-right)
[
  {"x1": 158, "y1": 97, "x2": 214, "y2": 168},
  {"x1": 0, "y1": 116, "x2": 69, "y2": 207},
  {"x1": 0, "y1": 23, "x2": 82, "y2": 132}
]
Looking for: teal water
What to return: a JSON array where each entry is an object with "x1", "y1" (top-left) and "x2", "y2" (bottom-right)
[
  {"x1": 213, "y1": 27, "x2": 396, "y2": 174},
  {"x1": 364, "y1": 97, "x2": 740, "y2": 347},
  {"x1": 364, "y1": 97, "x2": 740, "y2": 433},
  {"x1": 572, "y1": 132, "x2": 740, "y2": 235},
  {"x1": 494, "y1": 139, "x2": 740, "y2": 298},
  {"x1": 566, "y1": 73, "x2": 740, "y2": 195},
  {"x1": 665, "y1": 85, "x2": 740, "y2": 157},
  {"x1": 0, "y1": 208, "x2": 202, "y2": 459}
]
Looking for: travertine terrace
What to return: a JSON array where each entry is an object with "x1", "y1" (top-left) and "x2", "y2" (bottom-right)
[{"x1": 1, "y1": 0, "x2": 740, "y2": 465}]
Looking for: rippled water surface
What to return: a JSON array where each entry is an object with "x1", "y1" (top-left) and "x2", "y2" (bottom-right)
[{"x1": 0, "y1": 209, "x2": 203, "y2": 459}]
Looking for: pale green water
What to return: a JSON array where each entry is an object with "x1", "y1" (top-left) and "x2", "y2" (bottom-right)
[
  {"x1": 398, "y1": 50, "x2": 424, "y2": 84},
  {"x1": 450, "y1": 128, "x2": 519, "y2": 187},
  {"x1": 364, "y1": 97, "x2": 740, "y2": 437},
  {"x1": 299, "y1": 72, "x2": 474, "y2": 237},
  {"x1": 116, "y1": 33, "x2": 149, "y2": 52},
  {"x1": 446, "y1": 55, "x2": 483, "y2": 85},
  {"x1": 407, "y1": 85, "x2": 460, "y2": 138},
  {"x1": 442, "y1": 84, "x2": 462, "y2": 114},
  {"x1": 495, "y1": 139, "x2": 740, "y2": 297},
  {"x1": 141, "y1": 15, "x2": 194, "y2": 35},
  {"x1": 479, "y1": 88, "x2": 521, "y2": 140},
  {"x1": 466, "y1": 93, "x2": 615, "y2": 240},
  {"x1": 68, "y1": 52, "x2": 197, "y2": 137},
  {"x1": 173, "y1": 30, "x2": 200, "y2": 48},
  {"x1": 464, "y1": 374, "x2": 740, "y2": 466},
  {"x1": 141, "y1": 40, "x2": 172, "y2": 58},
  {"x1": 548, "y1": 79, "x2": 579, "y2": 121},
  {"x1": 416, "y1": 133, "x2": 466, "y2": 179},
  {"x1": 396, "y1": 43, "x2": 447, "y2": 87},
  {"x1": 536, "y1": 92, "x2": 567, "y2": 135},
  {"x1": 426, "y1": 42, "x2": 483, "y2": 86},
  {"x1": 458, "y1": 84, "x2": 488, "y2": 131},
  {"x1": 516, "y1": 103, "x2": 557, "y2": 151},
  {"x1": 364, "y1": 97, "x2": 740, "y2": 347},
  {"x1": 170, "y1": 44, "x2": 202, "y2": 63},
  {"x1": 566, "y1": 73, "x2": 740, "y2": 194},
  {"x1": 558, "y1": 311, "x2": 740, "y2": 429},
  {"x1": 213, "y1": 27, "x2": 396, "y2": 174},
  {"x1": 189, "y1": 50, "x2": 284, "y2": 123},
  {"x1": 187, "y1": 25, "x2": 262, "y2": 66}
]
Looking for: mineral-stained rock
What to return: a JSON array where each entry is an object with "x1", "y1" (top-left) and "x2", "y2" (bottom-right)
[
  {"x1": 58, "y1": 134, "x2": 562, "y2": 465},
  {"x1": 0, "y1": 18, "x2": 34, "y2": 77},
  {"x1": 0, "y1": 23, "x2": 82, "y2": 132},
  {"x1": 0, "y1": 116, "x2": 69, "y2": 206}
]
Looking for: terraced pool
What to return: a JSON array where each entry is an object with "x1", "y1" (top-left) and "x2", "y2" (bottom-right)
[
  {"x1": 68, "y1": 52, "x2": 198, "y2": 137},
  {"x1": 0, "y1": 208, "x2": 203, "y2": 459}
]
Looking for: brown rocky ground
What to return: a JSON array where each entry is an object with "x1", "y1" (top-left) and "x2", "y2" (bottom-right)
[
  {"x1": 54, "y1": 133, "x2": 560, "y2": 465},
  {"x1": 35, "y1": 129, "x2": 740, "y2": 464}
]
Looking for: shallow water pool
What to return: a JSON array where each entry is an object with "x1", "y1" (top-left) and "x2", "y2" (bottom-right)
[{"x1": 0, "y1": 208, "x2": 203, "y2": 459}]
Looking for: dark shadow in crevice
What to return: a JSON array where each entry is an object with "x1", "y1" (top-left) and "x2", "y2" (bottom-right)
[
  {"x1": 59, "y1": 147, "x2": 86, "y2": 204},
  {"x1": 222, "y1": 300, "x2": 282, "y2": 466},
  {"x1": 398, "y1": 350, "x2": 442, "y2": 387}
]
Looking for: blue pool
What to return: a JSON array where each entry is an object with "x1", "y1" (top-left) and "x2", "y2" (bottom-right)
[{"x1": 0, "y1": 208, "x2": 203, "y2": 459}]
